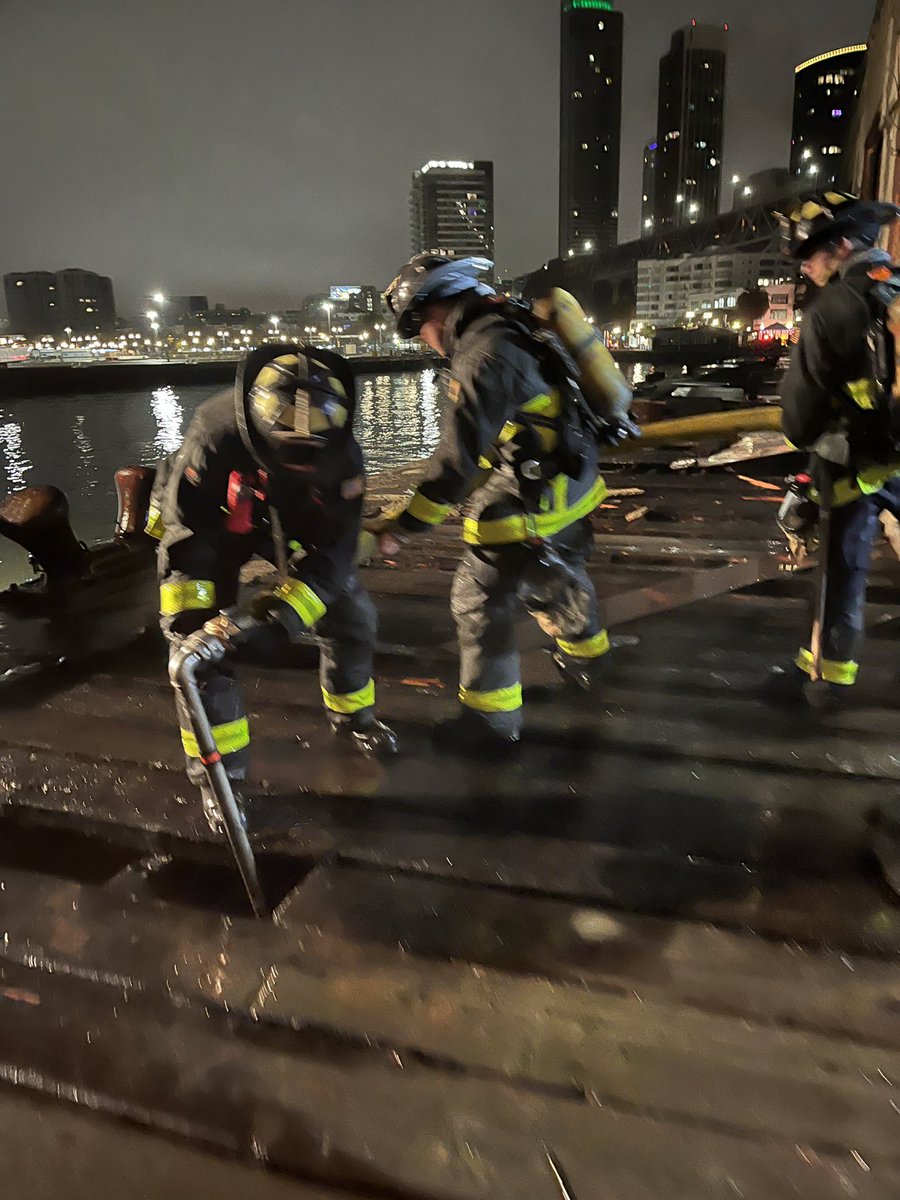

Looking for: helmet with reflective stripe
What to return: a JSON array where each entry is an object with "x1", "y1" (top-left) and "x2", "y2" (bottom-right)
[
  {"x1": 236, "y1": 343, "x2": 354, "y2": 472},
  {"x1": 776, "y1": 190, "x2": 900, "y2": 260},
  {"x1": 384, "y1": 253, "x2": 496, "y2": 337}
]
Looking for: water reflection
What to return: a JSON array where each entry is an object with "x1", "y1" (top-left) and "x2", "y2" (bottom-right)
[
  {"x1": 0, "y1": 417, "x2": 33, "y2": 490},
  {"x1": 72, "y1": 414, "x2": 98, "y2": 494},
  {"x1": 148, "y1": 386, "x2": 185, "y2": 456},
  {"x1": 355, "y1": 371, "x2": 447, "y2": 473}
]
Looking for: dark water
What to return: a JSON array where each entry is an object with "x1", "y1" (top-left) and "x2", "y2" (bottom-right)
[{"x1": 0, "y1": 370, "x2": 446, "y2": 588}]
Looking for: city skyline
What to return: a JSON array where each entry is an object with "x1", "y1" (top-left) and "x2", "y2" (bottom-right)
[{"x1": 1, "y1": 0, "x2": 872, "y2": 313}]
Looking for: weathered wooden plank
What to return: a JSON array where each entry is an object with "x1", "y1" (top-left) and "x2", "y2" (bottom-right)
[
  {"x1": 0, "y1": 960, "x2": 892, "y2": 1199},
  {"x1": 0, "y1": 1088, "x2": 352, "y2": 1200}
]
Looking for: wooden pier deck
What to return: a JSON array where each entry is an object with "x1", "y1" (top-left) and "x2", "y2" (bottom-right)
[{"x1": 2, "y1": 454, "x2": 900, "y2": 1198}]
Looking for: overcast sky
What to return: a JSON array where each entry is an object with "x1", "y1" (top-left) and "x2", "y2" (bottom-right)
[{"x1": 1, "y1": 0, "x2": 873, "y2": 314}]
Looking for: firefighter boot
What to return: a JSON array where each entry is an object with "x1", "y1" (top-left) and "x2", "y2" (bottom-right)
[
  {"x1": 552, "y1": 649, "x2": 607, "y2": 692},
  {"x1": 431, "y1": 709, "x2": 521, "y2": 756},
  {"x1": 199, "y1": 780, "x2": 248, "y2": 836},
  {"x1": 762, "y1": 665, "x2": 843, "y2": 711},
  {"x1": 330, "y1": 710, "x2": 399, "y2": 758}
]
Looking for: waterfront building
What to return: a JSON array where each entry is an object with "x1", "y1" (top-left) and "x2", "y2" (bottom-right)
[
  {"x1": 559, "y1": 0, "x2": 623, "y2": 258},
  {"x1": 791, "y1": 44, "x2": 867, "y2": 189},
  {"x1": 170, "y1": 295, "x2": 210, "y2": 321},
  {"x1": 409, "y1": 161, "x2": 494, "y2": 263},
  {"x1": 654, "y1": 22, "x2": 728, "y2": 230},
  {"x1": 635, "y1": 243, "x2": 791, "y2": 325},
  {"x1": 54, "y1": 269, "x2": 116, "y2": 334},
  {"x1": 3, "y1": 271, "x2": 60, "y2": 337},
  {"x1": 641, "y1": 139, "x2": 658, "y2": 233}
]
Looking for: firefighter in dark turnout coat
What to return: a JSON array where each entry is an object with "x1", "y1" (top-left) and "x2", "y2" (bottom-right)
[
  {"x1": 377, "y1": 255, "x2": 636, "y2": 752},
  {"x1": 775, "y1": 191, "x2": 900, "y2": 700},
  {"x1": 150, "y1": 345, "x2": 397, "y2": 828}
]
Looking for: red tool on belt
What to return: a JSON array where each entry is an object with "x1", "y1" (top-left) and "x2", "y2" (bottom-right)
[{"x1": 225, "y1": 470, "x2": 267, "y2": 535}]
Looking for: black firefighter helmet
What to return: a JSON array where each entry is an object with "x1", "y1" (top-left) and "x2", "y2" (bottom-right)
[
  {"x1": 236, "y1": 343, "x2": 355, "y2": 473},
  {"x1": 776, "y1": 190, "x2": 900, "y2": 260},
  {"x1": 384, "y1": 253, "x2": 495, "y2": 338}
]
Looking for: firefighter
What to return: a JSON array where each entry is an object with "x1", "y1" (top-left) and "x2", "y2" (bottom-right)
[
  {"x1": 152, "y1": 344, "x2": 397, "y2": 830},
  {"x1": 374, "y1": 254, "x2": 637, "y2": 752},
  {"x1": 773, "y1": 191, "x2": 900, "y2": 705}
]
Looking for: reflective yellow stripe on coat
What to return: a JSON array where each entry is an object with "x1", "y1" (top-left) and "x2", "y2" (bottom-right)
[
  {"x1": 274, "y1": 579, "x2": 327, "y2": 627},
  {"x1": 463, "y1": 475, "x2": 608, "y2": 546},
  {"x1": 406, "y1": 490, "x2": 453, "y2": 526},
  {"x1": 160, "y1": 579, "x2": 217, "y2": 615},
  {"x1": 145, "y1": 505, "x2": 165, "y2": 540},
  {"x1": 180, "y1": 716, "x2": 250, "y2": 758},
  {"x1": 322, "y1": 678, "x2": 375, "y2": 714}
]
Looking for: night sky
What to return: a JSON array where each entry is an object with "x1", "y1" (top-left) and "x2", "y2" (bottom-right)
[{"x1": 2, "y1": 0, "x2": 873, "y2": 314}]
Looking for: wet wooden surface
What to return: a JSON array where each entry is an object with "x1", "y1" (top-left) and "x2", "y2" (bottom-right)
[{"x1": 2, "y1": 457, "x2": 900, "y2": 1197}]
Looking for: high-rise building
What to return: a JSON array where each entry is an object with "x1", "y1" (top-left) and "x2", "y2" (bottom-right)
[
  {"x1": 558, "y1": 0, "x2": 623, "y2": 258},
  {"x1": 635, "y1": 243, "x2": 791, "y2": 325},
  {"x1": 170, "y1": 295, "x2": 210, "y2": 321},
  {"x1": 53, "y1": 269, "x2": 116, "y2": 333},
  {"x1": 790, "y1": 44, "x2": 867, "y2": 189},
  {"x1": 641, "y1": 140, "x2": 658, "y2": 233},
  {"x1": 3, "y1": 268, "x2": 115, "y2": 336},
  {"x1": 409, "y1": 161, "x2": 494, "y2": 262},
  {"x1": 654, "y1": 22, "x2": 728, "y2": 230},
  {"x1": 3, "y1": 271, "x2": 60, "y2": 336}
]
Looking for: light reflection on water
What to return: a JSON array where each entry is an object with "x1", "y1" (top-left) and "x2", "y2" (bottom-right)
[
  {"x1": 0, "y1": 372, "x2": 448, "y2": 586},
  {"x1": 0, "y1": 361, "x2": 649, "y2": 587}
]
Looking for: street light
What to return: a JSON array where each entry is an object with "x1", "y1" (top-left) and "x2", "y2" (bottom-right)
[
  {"x1": 269, "y1": 314, "x2": 281, "y2": 339},
  {"x1": 321, "y1": 301, "x2": 334, "y2": 335},
  {"x1": 151, "y1": 291, "x2": 166, "y2": 305},
  {"x1": 583, "y1": 240, "x2": 594, "y2": 252}
]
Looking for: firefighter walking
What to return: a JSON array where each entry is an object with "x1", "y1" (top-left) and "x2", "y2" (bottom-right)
[
  {"x1": 151, "y1": 344, "x2": 397, "y2": 830},
  {"x1": 373, "y1": 254, "x2": 637, "y2": 752},
  {"x1": 773, "y1": 191, "x2": 900, "y2": 703}
]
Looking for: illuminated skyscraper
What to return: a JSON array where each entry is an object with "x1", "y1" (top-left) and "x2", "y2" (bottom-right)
[
  {"x1": 791, "y1": 45, "x2": 867, "y2": 189},
  {"x1": 654, "y1": 23, "x2": 728, "y2": 229},
  {"x1": 409, "y1": 161, "x2": 494, "y2": 261},
  {"x1": 559, "y1": 0, "x2": 623, "y2": 258}
]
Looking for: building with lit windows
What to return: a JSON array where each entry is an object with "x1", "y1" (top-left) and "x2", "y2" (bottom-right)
[
  {"x1": 635, "y1": 244, "x2": 791, "y2": 324},
  {"x1": 654, "y1": 23, "x2": 728, "y2": 230},
  {"x1": 790, "y1": 44, "x2": 867, "y2": 188},
  {"x1": 3, "y1": 272, "x2": 60, "y2": 337},
  {"x1": 3, "y1": 268, "x2": 115, "y2": 336},
  {"x1": 409, "y1": 161, "x2": 494, "y2": 262},
  {"x1": 558, "y1": 0, "x2": 623, "y2": 258},
  {"x1": 641, "y1": 140, "x2": 658, "y2": 232}
]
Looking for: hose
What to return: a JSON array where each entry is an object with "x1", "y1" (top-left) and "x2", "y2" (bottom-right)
[
  {"x1": 612, "y1": 405, "x2": 784, "y2": 451},
  {"x1": 168, "y1": 615, "x2": 267, "y2": 918}
]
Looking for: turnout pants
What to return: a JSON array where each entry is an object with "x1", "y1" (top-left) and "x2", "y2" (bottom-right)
[
  {"x1": 795, "y1": 476, "x2": 900, "y2": 686},
  {"x1": 450, "y1": 517, "x2": 608, "y2": 734},
  {"x1": 160, "y1": 536, "x2": 377, "y2": 786}
]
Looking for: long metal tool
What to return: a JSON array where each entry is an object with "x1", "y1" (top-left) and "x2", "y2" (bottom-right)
[
  {"x1": 807, "y1": 469, "x2": 833, "y2": 695},
  {"x1": 168, "y1": 615, "x2": 267, "y2": 918}
]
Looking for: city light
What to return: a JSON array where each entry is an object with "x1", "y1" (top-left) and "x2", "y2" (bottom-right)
[
  {"x1": 583, "y1": 240, "x2": 594, "y2": 251},
  {"x1": 151, "y1": 292, "x2": 166, "y2": 305},
  {"x1": 731, "y1": 174, "x2": 740, "y2": 185}
]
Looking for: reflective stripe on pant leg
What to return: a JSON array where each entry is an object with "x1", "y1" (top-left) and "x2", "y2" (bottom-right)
[
  {"x1": 180, "y1": 716, "x2": 251, "y2": 757},
  {"x1": 274, "y1": 578, "x2": 327, "y2": 627},
  {"x1": 451, "y1": 547, "x2": 522, "y2": 730},
  {"x1": 794, "y1": 647, "x2": 858, "y2": 685},
  {"x1": 556, "y1": 629, "x2": 610, "y2": 658},
  {"x1": 322, "y1": 678, "x2": 375, "y2": 714},
  {"x1": 459, "y1": 683, "x2": 523, "y2": 712},
  {"x1": 316, "y1": 576, "x2": 377, "y2": 721}
]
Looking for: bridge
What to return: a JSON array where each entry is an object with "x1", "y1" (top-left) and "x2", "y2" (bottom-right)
[{"x1": 522, "y1": 195, "x2": 791, "y2": 320}]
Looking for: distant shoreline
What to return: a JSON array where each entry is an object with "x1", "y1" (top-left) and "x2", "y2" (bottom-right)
[{"x1": 0, "y1": 354, "x2": 431, "y2": 398}]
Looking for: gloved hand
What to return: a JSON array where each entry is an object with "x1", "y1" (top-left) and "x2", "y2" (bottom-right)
[
  {"x1": 777, "y1": 474, "x2": 819, "y2": 560},
  {"x1": 598, "y1": 413, "x2": 642, "y2": 447},
  {"x1": 361, "y1": 514, "x2": 408, "y2": 558}
]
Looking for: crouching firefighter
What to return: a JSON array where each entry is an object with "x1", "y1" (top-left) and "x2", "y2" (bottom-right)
[
  {"x1": 373, "y1": 254, "x2": 639, "y2": 753},
  {"x1": 771, "y1": 191, "x2": 900, "y2": 706},
  {"x1": 150, "y1": 345, "x2": 398, "y2": 830}
]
